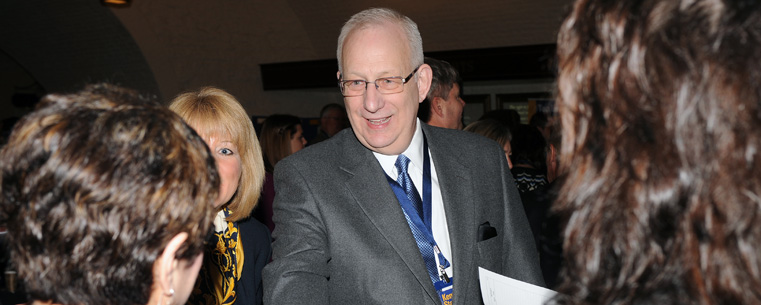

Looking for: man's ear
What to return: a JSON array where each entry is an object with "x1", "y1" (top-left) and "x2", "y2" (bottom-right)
[
  {"x1": 155, "y1": 232, "x2": 189, "y2": 297},
  {"x1": 336, "y1": 71, "x2": 342, "y2": 80},
  {"x1": 432, "y1": 96, "x2": 445, "y2": 116},
  {"x1": 416, "y1": 64, "x2": 433, "y2": 103}
]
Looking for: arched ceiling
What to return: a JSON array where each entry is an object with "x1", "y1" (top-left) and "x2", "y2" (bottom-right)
[
  {"x1": 1, "y1": 0, "x2": 568, "y2": 117},
  {"x1": 0, "y1": 0, "x2": 159, "y2": 97},
  {"x1": 285, "y1": 0, "x2": 568, "y2": 57}
]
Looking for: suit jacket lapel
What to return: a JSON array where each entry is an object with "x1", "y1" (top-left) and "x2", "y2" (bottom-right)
[
  {"x1": 423, "y1": 124, "x2": 478, "y2": 305},
  {"x1": 337, "y1": 133, "x2": 440, "y2": 303}
]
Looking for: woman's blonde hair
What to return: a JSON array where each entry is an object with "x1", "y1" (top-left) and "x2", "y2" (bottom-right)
[{"x1": 169, "y1": 87, "x2": 264, "y2": 222}]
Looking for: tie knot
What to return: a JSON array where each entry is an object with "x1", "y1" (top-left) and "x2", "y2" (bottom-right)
[{"x1": 395, "y1": 154, "x2": 411, "y2": 175}]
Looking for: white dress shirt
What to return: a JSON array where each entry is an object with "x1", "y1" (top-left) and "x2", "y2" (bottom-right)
[{"x1": 373, "y1": 119, "x2": 454, "y2": 279}]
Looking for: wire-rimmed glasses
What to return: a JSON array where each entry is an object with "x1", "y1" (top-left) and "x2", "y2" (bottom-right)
[{"x1": 338, "y1": 66, "x2": 420, "y2": 97}]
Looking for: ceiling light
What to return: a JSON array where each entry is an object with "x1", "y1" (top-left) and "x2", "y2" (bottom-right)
[{"x1": 101, "y1": 0, "x2": 131, "y2": 8}]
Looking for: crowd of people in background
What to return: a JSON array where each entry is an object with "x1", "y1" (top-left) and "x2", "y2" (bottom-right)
[{"x1": 2, "y1": 1, "x2": 761, "y2": 304}]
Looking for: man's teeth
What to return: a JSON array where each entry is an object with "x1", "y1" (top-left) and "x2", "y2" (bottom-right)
[{"x1": 368, "y1": 117, "x2": 390, "y2": 125}]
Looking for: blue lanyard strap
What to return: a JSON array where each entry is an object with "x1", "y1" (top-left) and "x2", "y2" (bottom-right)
[
  {"x1": 385, "y1": 135, "x2": 451, "y2": 283},
  {"x1": 422, "y1": 135, "x2": 432, "y2": 233}
]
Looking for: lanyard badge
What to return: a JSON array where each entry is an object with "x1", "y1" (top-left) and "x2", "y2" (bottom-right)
[
  {"x1": 434, "y1": 245, "x2": 453, "y2": 304},
  {"x1": 435, "y1": 280, "x2": 454, "y2": 305}
]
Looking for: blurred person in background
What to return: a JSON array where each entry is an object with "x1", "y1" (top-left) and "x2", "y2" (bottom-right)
[
  {"x1": 479, "y1": 109, "x2": 521, "y2": 135},
  {"x1": 529, "y1": 111, "x2": 552, "y2": 142},
  {"x1": 511, "y1": 124, "x2": 549, "y2": 195},
  {"x1": 417, "y1": 57, "x2": 465, "y2": 130},
  {"x1": 509, "y1": 124, "x2": 551, "y2": 271},
  {"x1": 255, "y1": 114, "x2": 307, "y2": 232},
  {"x1": 309, "y1": 103, "x2": 348, "y2": 145}
]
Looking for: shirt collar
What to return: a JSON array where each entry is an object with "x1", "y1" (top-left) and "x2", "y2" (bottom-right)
[{"x1": 373, "y1": 118, "x2": 425, "y2": 178}]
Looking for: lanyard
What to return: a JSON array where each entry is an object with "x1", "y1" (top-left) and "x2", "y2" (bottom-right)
[
  {"x1": 422, "y1": 135, "x2": 432, "y2": 231},
  {"x1": 386, "y1": 136, "x2": 451, "y2": 280}
]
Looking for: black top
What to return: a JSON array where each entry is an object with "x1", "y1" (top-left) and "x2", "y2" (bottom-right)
[{"x1": 236, "y1": 216, "x2": 272, "y2": 305}]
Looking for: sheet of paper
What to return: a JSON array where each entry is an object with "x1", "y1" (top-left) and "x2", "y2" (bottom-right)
[{"x1": 479, "y1": 267, "x2": 557, "y2": 305}]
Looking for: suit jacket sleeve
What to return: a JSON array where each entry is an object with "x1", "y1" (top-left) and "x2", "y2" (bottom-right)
[{"x1": 262, "y1": 158, "x2": 330, "y2": 305}]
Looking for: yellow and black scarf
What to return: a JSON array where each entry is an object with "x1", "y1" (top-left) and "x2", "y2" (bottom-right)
[{"x1": 188, "y1": 208, "x2": 245, "y2": 305}]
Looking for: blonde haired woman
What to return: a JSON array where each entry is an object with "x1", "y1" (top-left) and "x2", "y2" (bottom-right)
[{"x1": 170, "y1": 87, "x2": 270, "y2": 305}]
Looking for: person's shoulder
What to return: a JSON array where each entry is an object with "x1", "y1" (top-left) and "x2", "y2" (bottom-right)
[
  {"x1": 237, "y1": 216, "x2": 271, "y2": 247},
  {"x1": 279, "y1": 129, "x2": 355, "y2": 167},
  {"x1": 424, "y1": 124, "x2": 501, "y2": 150}
]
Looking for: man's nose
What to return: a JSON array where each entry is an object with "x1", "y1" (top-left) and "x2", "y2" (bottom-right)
[{"x1": 363, "y1": 83, "x2": 384, "y2": 112}]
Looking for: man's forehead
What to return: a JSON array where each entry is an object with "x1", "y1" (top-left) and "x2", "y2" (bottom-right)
[
  {"x1": 341, "y1": 24, "x2": 412, "y2": 76},
  {"x1": 344, "y1": 24, "x2": 405, "y2": 49},
  {"x1": 351, "y1": 20, "x2": 400, "y2": 37}
]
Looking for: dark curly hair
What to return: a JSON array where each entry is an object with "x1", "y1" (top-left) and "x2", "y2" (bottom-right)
[
  {"x1": 0, "y1": 83, "x2": 219, "y2": 305},
  {"x1": 553, "y1": 0, "x2": 761, "y2": 304}
]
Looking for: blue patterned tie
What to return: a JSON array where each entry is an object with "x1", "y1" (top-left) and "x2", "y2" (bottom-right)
[
  {"x1": 395, "y1": 154, "x2": 439, "y2": 284},
  {"x1": 395, "y1": 154, "x2": 424, "y2": 218}
]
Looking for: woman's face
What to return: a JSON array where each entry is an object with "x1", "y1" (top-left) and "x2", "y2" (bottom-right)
[
  {"x1": 289, "y1": 124, "x2": 307, "y2": 154},
  {"x1": 204, "y1": 135, "x2": 242, "y2": 208}
]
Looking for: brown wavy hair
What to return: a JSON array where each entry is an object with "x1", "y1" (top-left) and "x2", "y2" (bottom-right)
[
  {"x1": 554, "y1": 0, "x2": 761, "y2": 304},
  {"x1": 0, "y1": 83, "x2": 219, "y2": 305}
]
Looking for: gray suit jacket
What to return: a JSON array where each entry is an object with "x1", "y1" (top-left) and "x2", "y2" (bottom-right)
[{"x1": 263, "y1": 123, "x2": 543, "y2": 305}]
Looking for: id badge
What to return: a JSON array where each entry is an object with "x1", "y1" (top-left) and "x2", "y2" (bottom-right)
[{"x1": 434, "y1": 277, "x2": 454, "y2": 305}]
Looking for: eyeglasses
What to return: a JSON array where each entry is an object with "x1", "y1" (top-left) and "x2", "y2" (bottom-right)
[{"x1": 338, "y1": 66, "x2": 420, "y2": 97}]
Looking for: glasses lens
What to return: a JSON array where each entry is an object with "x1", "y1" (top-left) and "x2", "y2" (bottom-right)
[
  {"x1": 340, "y1": 77, "x2": 407, "y2": 96},
  {"x1": 376, "y1": 78, "x2": 403, "y2": 94},
  {"x1": 342, "y1": 80, "x2": 365, "y2": 96}
]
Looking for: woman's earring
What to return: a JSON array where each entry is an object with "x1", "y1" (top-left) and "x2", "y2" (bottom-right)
[{"x1": 165, "y1": 288, "x2": 175, "y2": 305}]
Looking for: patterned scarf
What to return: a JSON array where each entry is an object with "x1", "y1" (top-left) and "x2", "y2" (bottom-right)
[{"x1": 187, "y1": 208, "x2": 245, "y2": 305}]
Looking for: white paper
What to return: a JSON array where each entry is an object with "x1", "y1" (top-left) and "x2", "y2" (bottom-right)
[{"x1": 479, "y1": 267, "x2": 557, "y2": 305}]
